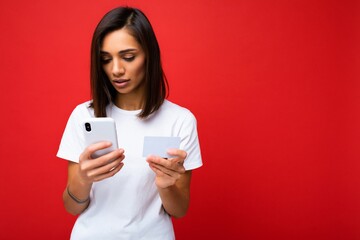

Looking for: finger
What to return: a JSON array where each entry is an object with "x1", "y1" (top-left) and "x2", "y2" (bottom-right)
[
  {"x1": 148, "y1": 163, "x2": 166, "y2": 176},
  {"x1": 98, "y1": 157, "x2": 124, "y2": 173},
  {"x1": 147, "y1": 155, "x2": 185, "y2": 173},
  {"x1": 171, "y1": 159, "x2": 186, "y2": 173},
  {"x1": 83, "y1": 141, "x2": 113, "y2": 159},
  {"x1": 149, "y1": 162, "x2": 183, "y2": 177},
  {"x1": 88, "y1": 149, "x2": 125, "y2": 169},
  {"x1": 146, "y1": 155, "x2": 171, "y2": 168},
  {"x1": 79, "y1": 149, "x2": 124, "y2": 178},
  {"x1": 166, "y1": 149, "x2": 187, "y2": 160},
  {"x1": 149, "y1": 164, "x2": 174, "y2": 178},
  {"x1": 93, "y1": 165, "x2": 123, "y2": 182},
  {"x1": 92, "y1": 161, "x2": 124, "y2": 182},
  {"x1": 98, "y1": 148, "x2": 124, "y2": 165}
]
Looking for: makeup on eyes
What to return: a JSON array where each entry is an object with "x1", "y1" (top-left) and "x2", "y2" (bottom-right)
[{"x1": 100, "y1": 49, "x2": 138, "y2": 63}]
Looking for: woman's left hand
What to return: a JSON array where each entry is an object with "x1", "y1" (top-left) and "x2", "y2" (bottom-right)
[{"x1": 146, "y1": 149, "x2": 187, "y2": 189}]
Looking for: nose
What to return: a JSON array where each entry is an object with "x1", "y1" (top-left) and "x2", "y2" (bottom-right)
[{"x1": 112, "y1": 58, "x2": 125, "y2": 77}]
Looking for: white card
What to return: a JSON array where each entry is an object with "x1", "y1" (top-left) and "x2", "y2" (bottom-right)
[{"x1": 143, "y1": 136, "x2": 181, "y2": 158}]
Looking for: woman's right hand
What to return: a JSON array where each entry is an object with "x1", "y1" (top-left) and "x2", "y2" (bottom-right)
[
  {"x1": 78, "y1": 141, "x2": 125, "y2": 184},
  {"x1": 63, "y1": 142, "x2": 125, "y2": 215}
]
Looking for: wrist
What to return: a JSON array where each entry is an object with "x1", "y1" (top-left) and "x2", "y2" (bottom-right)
[
  {"x1": 157, "y1": 182, "x2": 177, "y2": 191},
  {"x1": 66, "y1": 186, "x2": 90, "y2": 204}
]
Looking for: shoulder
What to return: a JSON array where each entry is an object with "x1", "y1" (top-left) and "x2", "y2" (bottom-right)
[
  {"x1": 70, "y1": 100, "x2": 94, "y2": 119},
  {"x1": 159, "y1": 100, "x2": 195, "y2": 119},
  {"x1": 149, "y1": 100, "x2": 198, "y2": 129}
]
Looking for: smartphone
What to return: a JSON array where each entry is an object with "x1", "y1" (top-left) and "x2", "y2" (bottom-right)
[{"x1": 82, "y1": 118, "x2": 119, "y2": 158}]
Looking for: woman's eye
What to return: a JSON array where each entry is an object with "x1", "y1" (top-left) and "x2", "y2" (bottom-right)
[
  {"x1": 123, "y1": 56, "x2": 135, "y2": 62},
  {"x1": 101, "y1": 58, "x2": 111, "y2": 64}
]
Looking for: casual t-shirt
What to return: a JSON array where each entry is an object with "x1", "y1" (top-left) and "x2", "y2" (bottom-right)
[{"x1": 57, "y1": 100, "x2": 203, "y2": 240}]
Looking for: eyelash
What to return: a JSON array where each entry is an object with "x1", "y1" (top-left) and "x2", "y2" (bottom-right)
[
  {"x1": 123, "y1": 56, "x2": 135, "y2": 62},
  {"x1": 101, "y1": 59, "x2": 111, "y2": 64},
  {"x1": 101, "y1": 56, "x2": 135, "y2": 64}
]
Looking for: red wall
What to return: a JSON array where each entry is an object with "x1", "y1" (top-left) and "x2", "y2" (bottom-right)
[{"x1": 0, "y1": 0, "x2": 359, "y2": 239}]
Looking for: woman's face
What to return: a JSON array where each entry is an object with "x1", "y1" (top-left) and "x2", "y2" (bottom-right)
[{"x1": 101, "y1": 28, "x2": 146, "y2": 103}]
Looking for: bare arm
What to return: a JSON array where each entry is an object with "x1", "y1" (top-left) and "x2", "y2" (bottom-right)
[
  {"x1": 62, "y1": 162, "x2": 92, "y2": 215},
  {"x1": 158, "y1": 171, "x2": 191, "y2": 218},
  {"x1": 63, "y1": 141, "x2": 125, "y2": 215},
  {"x1": 146, "y1": 149, "x2": 192, "y2": 218}
]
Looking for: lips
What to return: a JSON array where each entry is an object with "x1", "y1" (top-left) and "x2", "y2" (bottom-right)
[
  {"x1": 112, "y1": 79, "x2": 130, "y2": 88},
  {"x1": 113, "y1": 79, "x2": 129, "y2": 84}
]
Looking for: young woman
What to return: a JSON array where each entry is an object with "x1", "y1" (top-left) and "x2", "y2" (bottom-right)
[{"x1": 57, "y1": 6, "x2": 202, "y2": 240}]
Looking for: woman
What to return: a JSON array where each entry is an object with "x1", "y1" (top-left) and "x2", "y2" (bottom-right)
[{"x1": 57, "y1": 6, "x2": 202, "y2": 240}]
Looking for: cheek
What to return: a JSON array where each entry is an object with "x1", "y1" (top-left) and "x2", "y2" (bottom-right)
[
  {"x1": 102, "y1": 65, "x2": 111, "y2": 77},
  {"x1": 131, "y1": 60, "x2": 146, "y2": 79}
]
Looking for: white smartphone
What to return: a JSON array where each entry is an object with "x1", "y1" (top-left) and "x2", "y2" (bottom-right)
[{"x1": 82, "y1": 118, "x2": 119, "y2": 158}]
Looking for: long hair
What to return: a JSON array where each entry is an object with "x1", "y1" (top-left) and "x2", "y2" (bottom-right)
[{"x1": 90, "y1": 7, "x2": 168, "y2": 118}]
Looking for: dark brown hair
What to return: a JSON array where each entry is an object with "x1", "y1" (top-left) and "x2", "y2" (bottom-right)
[{"x1": 90, "y1": 7, "x2": 168, "y2": 118}]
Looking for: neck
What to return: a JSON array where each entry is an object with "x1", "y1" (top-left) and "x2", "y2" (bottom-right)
[{"x1": 115, "y1": 94, "x2": 144, "y2": 111}]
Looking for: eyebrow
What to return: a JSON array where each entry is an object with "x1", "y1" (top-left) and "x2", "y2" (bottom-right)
[{"x1": 100, "y1": 48, "x2": 137, "y2": 55}]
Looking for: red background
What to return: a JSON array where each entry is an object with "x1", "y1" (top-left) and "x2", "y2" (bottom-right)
[{"x1": 0, "y1": 0, "x2": 359, "y2": 239}]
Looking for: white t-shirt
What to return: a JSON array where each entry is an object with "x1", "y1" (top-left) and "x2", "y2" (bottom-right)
[{"x1": 57, "y1": 100, "x2": 203, "y2": 240}]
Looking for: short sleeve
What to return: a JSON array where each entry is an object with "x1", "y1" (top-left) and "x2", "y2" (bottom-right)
[
  {"x1": 179, "y1": 112, "x2": 203, "y2": 171},
  {"x1": 57, "y1": 104, "x2": 92, "y2": 162}
]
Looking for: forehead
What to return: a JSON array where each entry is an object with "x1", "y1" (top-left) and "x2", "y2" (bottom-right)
[{"x1": 101, "y1": 28, "x2": 142, "y2": 52}]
